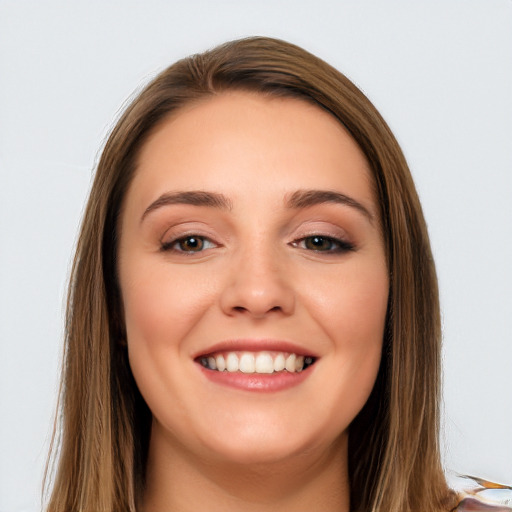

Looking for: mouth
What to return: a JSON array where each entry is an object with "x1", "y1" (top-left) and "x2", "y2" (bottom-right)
[
  {"x1": 194, "y1": 341, "x2": 318, "y2": 392},
  {"x1": 196, "y1": 351, "x2": 317, "y2": 374}
]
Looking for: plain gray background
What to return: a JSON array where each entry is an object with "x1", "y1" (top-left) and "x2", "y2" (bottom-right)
[{"x1": 1, "y1": 1, "x2": 511, "y2": 511}]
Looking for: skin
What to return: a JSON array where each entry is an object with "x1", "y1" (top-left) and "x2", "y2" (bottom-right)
[{"x1": 117, "y1": 92, "x2": 389, "y2": 512}]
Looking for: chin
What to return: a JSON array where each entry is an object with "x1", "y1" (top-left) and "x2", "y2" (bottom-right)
[
  {"x1": 195, "y1": 417, "x2": 343, "y2": 468},
  {"x1": 206, "y1": 439, "x2": 311, "y2": 467}
]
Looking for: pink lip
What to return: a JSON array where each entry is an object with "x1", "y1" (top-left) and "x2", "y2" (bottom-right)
[
  {"x1": 192, "y1": 339, "x2": 318, "y2": 359},
  {"x1": 193, "y1": 339, "x2": 318, "y2": 393},
  {"x1": 198, "y1": 364, "x2": 314, "y2": 392}
]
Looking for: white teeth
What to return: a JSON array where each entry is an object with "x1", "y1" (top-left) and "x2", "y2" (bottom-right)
[
  {"x1": 215, "y1": 354, "x2": 226, "y2": 371},
  {"x1": 201, "y1": 351, "x2": 312, "y2": 373},
  {"x1": 239, "y1": 353, "x2": 255, "y2": 373},
  {"x1": 285, "y1": 354, "x2": 296, "y2": 372},
  {"x1": 226, "y1": 353, "x2": 239, "y2": 372},
  {"x1": 255, "y1": 352, "x2": 274, "y2": 374},
  {"x1": 274, "y1": 353, "x2": 285, "y2": 371}
]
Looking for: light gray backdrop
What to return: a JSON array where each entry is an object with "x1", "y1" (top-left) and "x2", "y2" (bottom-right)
[{"x1": 1, "y1": 1, "x2": 511, "y2": 511}]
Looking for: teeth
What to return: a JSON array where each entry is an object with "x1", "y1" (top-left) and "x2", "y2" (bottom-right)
[
  {"x1": 215, "y1": 354, "x2": 226, "y2": 371},
  {"x1": 200, "y1": 351, "x2": 314, "y2": 374},
  {"x1": 239, "y1": 353, "x2": 255, "y2": 373},
  {"x1": 255, "y1": 352, "x2": 274, "y2": 374},
  {"x1": 274, "y1": 353, "x2": 285, "y2": 371},
  {"x1": 226, "y1": 353, "x2": 239, "y2": 372},
  {"x1": 285, "y1": 354, "x2": 296, "y2": 372}
]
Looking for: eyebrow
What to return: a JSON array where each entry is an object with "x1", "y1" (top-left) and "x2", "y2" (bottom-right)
[
  {"x1": 140, "y1": 188, "x2": 373, "y2": 223},
  {"x1": 286, "y1": 189, "x2": 374, "y2": 222},
  {"x1": 141, "y1": 190, "x2": 233, "y2": 222}
]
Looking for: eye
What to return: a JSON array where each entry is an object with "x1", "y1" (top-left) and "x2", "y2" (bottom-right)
[
  {"x1": 162, "y1": 235, "x2": 216, "y2": 253},
  {"x1": 292, "y1": 235, "x2": 354, "y2": 253}
]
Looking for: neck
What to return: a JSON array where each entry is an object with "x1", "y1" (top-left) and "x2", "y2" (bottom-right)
[{"x1": 142, "y1": 428, "x2": 350, "y2": 512}]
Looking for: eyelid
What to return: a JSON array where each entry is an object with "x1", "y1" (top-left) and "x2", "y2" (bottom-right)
[
  {"x1": 289, "y1": 222, "x2": 352, "y2": 242},
  {"x1": 159, "y1": 222, "x2": 222, "y2": 253},
  {"x1": 288, "y1": 222, "x2": 356, "y2": 253},
  {"x1": 160, "y1": 221, "x2": 216, "y2": 243}
]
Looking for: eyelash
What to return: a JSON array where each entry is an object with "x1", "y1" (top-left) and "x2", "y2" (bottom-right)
[
  {"x1": 161, "y1": 235, "x2": 217, "y2": 254},
  {"x1": 160, "y1": 234, "x2": 355, "y2": 254},
  {"x1": 291, "y1": 235, "x2": 355, "y2": 254}
]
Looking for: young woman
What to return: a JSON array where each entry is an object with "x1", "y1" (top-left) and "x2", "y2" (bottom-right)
[{"x1": 45, "y1": 37, "x2": 509, "y2": 512}]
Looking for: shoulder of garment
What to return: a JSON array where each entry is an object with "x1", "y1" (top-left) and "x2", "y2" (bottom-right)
[{"x1": 448, "y1": 473, "x2": 512, "y2": 511}]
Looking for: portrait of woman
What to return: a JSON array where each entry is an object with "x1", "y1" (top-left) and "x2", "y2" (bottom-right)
[
  {"x1": 40, "y1": 34, "x2": 510, "y2": 512},
  {"x1": 0, "y1": 3, "x2": 511, "y2": 512}
]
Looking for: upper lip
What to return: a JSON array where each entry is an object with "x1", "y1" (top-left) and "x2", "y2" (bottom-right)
[{"x1": 193, "y1": 339, "x2": 319, "y2": 359}]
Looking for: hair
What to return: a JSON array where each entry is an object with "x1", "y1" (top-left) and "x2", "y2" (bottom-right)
[{"x1": 45, "y1": 36, "x2": 457, "y2": 512}]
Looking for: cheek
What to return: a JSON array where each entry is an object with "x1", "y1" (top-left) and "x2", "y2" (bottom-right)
[
  {"x1": 300, "y1": 257, "x2": 388, "y2": 411},
  {"x1": 120, "y1": 261, "x2": 217, "y2": 351},
  {"x1": 306, "y1": 256, "x2": 389, "y2": 346},
  {"x1": 120, "y1": 262, "x2": 220, "y2": 425}
]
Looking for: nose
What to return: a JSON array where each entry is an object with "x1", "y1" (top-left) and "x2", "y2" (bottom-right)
[{"x1": 219, "y1": 245, "x2": 295, "y2": 319}]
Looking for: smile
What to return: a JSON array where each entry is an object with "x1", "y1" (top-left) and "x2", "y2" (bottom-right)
[{"x1": 198, "y1": 351, "x2": 316, "y2": 374}]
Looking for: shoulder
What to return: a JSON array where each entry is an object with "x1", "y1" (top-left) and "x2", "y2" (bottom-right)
[{"x1": 448, "y1": 473, "x2": 512, "y2": 511}]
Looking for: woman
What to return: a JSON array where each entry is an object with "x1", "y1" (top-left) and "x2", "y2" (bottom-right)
[{"x1": 44, "y1": 37, "x2": 507, "y2": 512}]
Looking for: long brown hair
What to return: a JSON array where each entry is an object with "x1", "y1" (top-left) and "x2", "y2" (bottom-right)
[{"x1": 45, "y1": 36, "x2": 456, "y2": 512}]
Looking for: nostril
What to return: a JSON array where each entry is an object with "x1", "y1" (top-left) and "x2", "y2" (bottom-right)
[{"x1": 231, "y1": 305, "x2": 282, "y2": 314}]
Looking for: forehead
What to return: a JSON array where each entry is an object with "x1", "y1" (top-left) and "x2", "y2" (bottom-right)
[{"x1": 128, "y1": 91, "x2": 376, "y2": 214}]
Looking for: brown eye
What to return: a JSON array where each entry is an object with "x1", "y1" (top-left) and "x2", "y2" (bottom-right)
[
  {"x1": 304, "y1": 236, "x2": 335, "y2": 251},
  {"x1": 293, "y1": 235, "x2": 355, "y2": 253},
  {"x1": 177, "y1": 236, "x2": 204, "y2": 252},
  {"x1": 161, "y1": 235, "x2": 216, "y2": 253}
]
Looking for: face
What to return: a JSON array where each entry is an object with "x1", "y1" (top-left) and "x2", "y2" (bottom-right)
[{"x1": 118, "y1": 92, "x2": 389, "y2": 467}]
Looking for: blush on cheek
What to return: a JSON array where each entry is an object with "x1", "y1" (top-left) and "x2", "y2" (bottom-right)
[{"x1": 122, "y1": 270, "x2": 218, "y2": 354}]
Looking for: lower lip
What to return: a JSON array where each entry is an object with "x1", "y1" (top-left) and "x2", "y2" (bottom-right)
[{"x1": 198, "y1": 365, "x2": 313, "y2": 392}]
